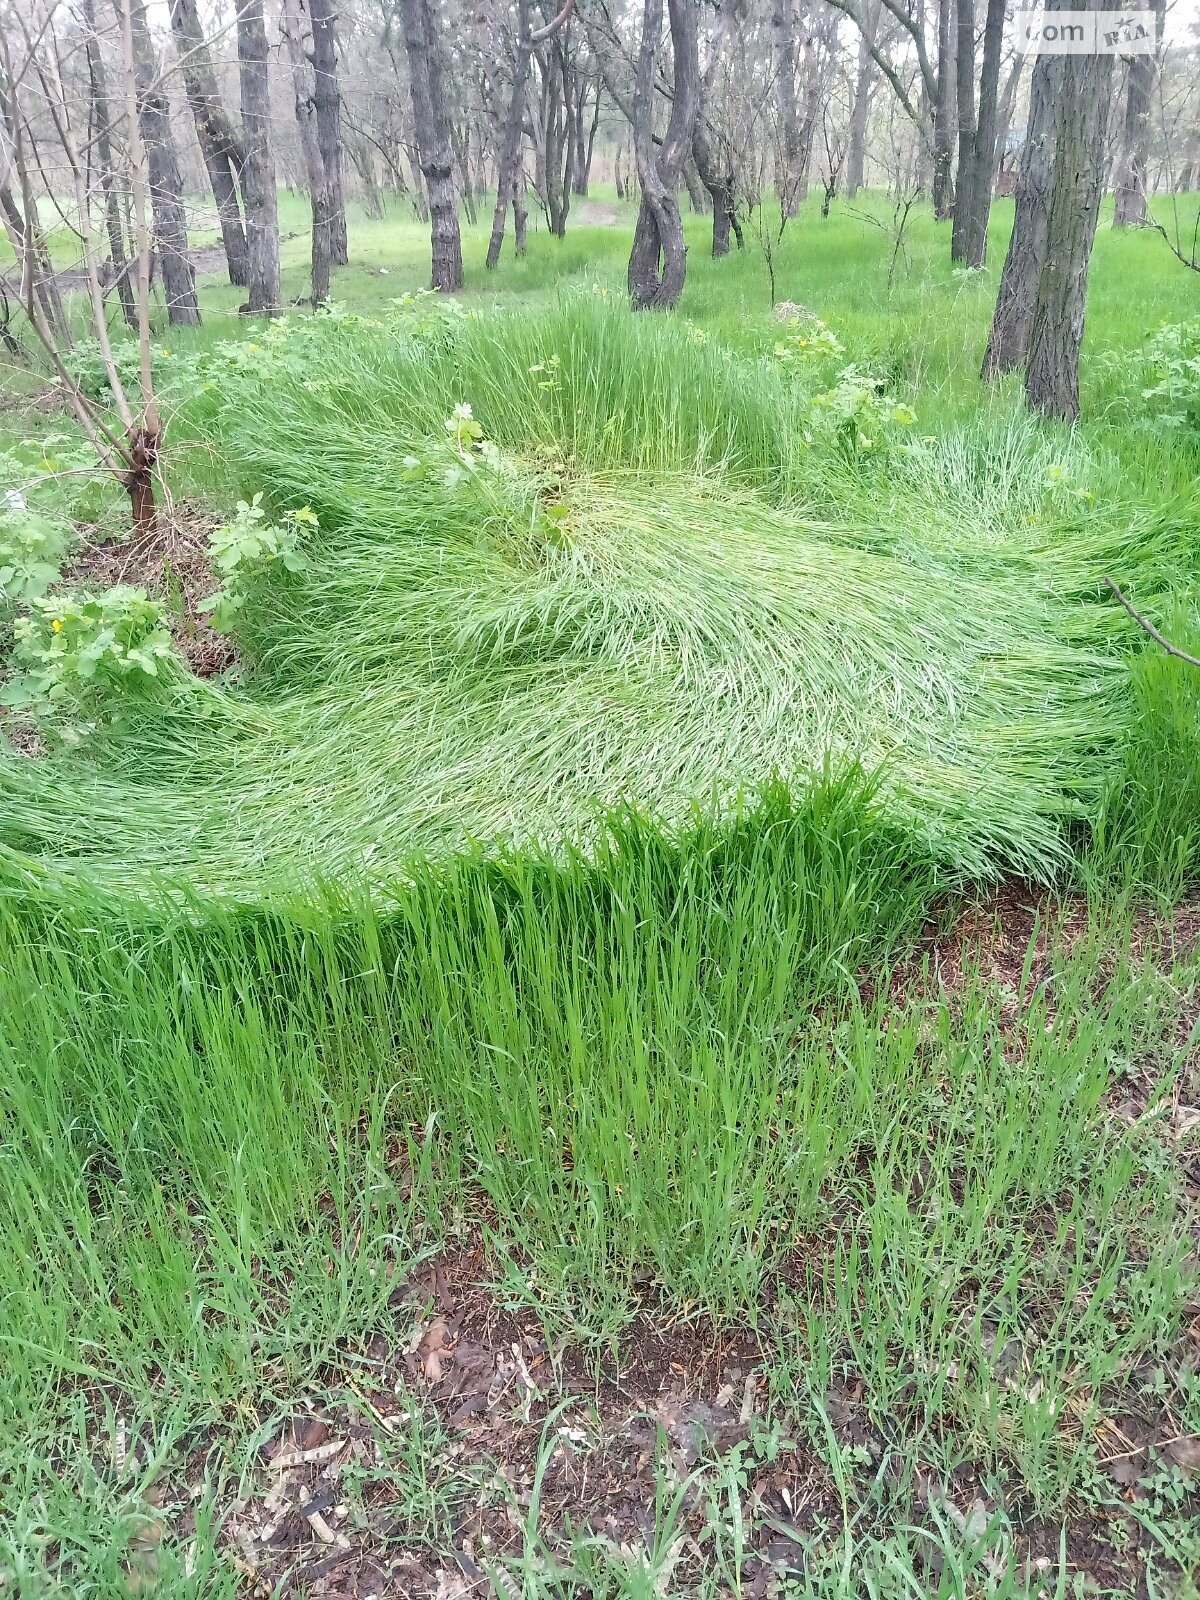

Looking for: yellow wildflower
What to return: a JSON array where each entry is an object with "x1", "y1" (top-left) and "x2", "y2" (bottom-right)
[{"x1": 52, "y1": 618, "x2": 63, "y2": 632}]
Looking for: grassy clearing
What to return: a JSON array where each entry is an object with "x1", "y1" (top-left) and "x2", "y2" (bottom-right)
[{"x1": 2, "y1": 199, "x2": 1200, "y2": 1595}]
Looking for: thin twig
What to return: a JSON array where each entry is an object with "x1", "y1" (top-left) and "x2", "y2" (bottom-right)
[{"x1": 1104, "y1": 577, "x2": 1200, "y2": 668}]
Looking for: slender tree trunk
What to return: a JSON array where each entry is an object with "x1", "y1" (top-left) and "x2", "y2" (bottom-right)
[
  {"x1": 308, "y1": 0, "x2": 348, "y2": 264},
  {"x1": 487, "y1": 9, "x2": 534, "y2": 268},
  {"x1": 983, "y1": 37, "x2": 1064, "y2": 378},
  {"x1": 574, "y1": 74, "x2": 601, "y2": 194},
  {"x1": 487, "y1": 0, "x2": 574, "y2": 268},
  {"x1": 0, "y1": 182, "x2": 69, "y2": 347},
  {"x1": 515, "y1": 159, "x2": 529, "y2": 253},
  {"x1": 281, "y1": 0, "x2": 332, "y2": 305},
  {"x1": 772, "y1": 0, "x2": 805, "y2": 216},
  {"x1": 845, "y1": 0, "x2": 880, "y2": 198},
  {"x1": 128, "y1": 0, "x2": 199, "y2": 323},
  {"x1": 1026, "y1": 31, "x2": 1116, "y2": 419},
  {"x1": 932, "y1": 0, "x2": 955, "y2": 219},
  {"x1": 168, "y1": 0, "x2": 248, "y2": 287},
  {"x1": 628, "y1": 0, "x2": 699, "y2": 308},
  {"x1": 398, "y1": 0, "x2": 462, "y2": 291},
  {"x1": 236, "y1": 0, "x2": 281, "y2": 312},
  {"x1": 1112, "y1": 0, "x2": 1165, "y2": 226},
  {"x1": 84, "y1": 0, "x2": 136, "y2": 327},
  {"x1": 991, "y1": 52, "x2": 1024, "y2": 189},
  {"x1": 951, "y1": 0, "x2": 1005, "y2": 265}
]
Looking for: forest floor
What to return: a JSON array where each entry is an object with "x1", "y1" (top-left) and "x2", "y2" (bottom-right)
[{"x1": 2, "y1": 194, "x2": 1200, "y2": 1599}]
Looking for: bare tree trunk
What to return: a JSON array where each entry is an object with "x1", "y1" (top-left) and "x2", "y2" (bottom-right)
[
  {"x1": 1026, "y1": 41, "x2": 1116, "y2": 419},
  {"x1": 168, "y1": 0, "x2": 248, "y2": 288},
  {"x1": 772, "y1": 0, "x2": 805, "y2": 216},
  {"x1": 0, "y1": 183, "x2": 69, "y2": 348},
  {"x1": 845, "y1": 0, "x2": 880, "y2": 197},
  {"x1": 932, "y1": 0, "x2": 955, "y2": 219},
  {"x1": 628, "y1": 0, "x2": 699, "y2": 308},
  {"x1": 1113, "y1": 0, "x2": 1165, "y2": 227},
  {"x1": 281, "y1": 0, "x2": 332, "y2": 305},
  {"x1": 84, "y1": 0, "x2": 136, "y2": 327},
  {"x1": 693, "y1": 120, "x2": 734, "y2": 254},
  {"x1": 398, "y1": 0, "x2": 462, "y2": 291},
  {"x1": 515, "y1": 159, "x2": 529, "y2": 252},
  {"x1": 574, "y1": 73, "x2": 601, "y2": 194},
  {"x1": 308, "y1": 0, "x2": 348, "y2": 264},
  {"x1": 487, "y1": 0, "x2": 574, "y2": 269},
  {"x1": 236, "y1": 0, "x2": 281, "y2": 312},
  {"x1": 129, "y1": 0, "x2": 199, "y2": 323},
  {"x1": 991, "y1": 51, "x2": 1024, "y2": 190},
  {"x1": 983, "y1": 38, "x2": 1063, "y2": 379},
  {"x1": 951, "y1": 0, "x2": 1005, "y2": 266}
]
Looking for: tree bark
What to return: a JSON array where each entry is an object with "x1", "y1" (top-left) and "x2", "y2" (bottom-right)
[
  {"x1": 693, "y1": 119, "x2": 734, "y2": 255},
  {"x1": 281, "y1": 0, "x2": 332, "y2": 305},
  {"x1": 845, "y1": 0, "x2": 880, "y2": 197},
  {"x1": 1113, "y1": 0, "x2": 1165, "y2": 226},
  {"x1": 308, "y1": 0, "x2": 348, "y2": 264},
  {"x1": 84, "y1": 0, "x2": 136, "y2": 327},
  {"x1": 983, "y1": 36, "x2": 1063, "y2": 379},
  {"x1": 950, "y1": 0, "x2": 1005, "y2": 265},
  {"x1": 168, "y1": 0, "x2": 248, "y2": 287},
  {"x1": 128, "y1": 0, "x2": 199, "y2": 323},
  {"x1": 487, "y1": 0, "x2": 575, "y2": 268},
  {"x1": 628, "y1": 0, "x2": 699, "y2": 308},
  {"x1": 235, "y1": 0, "x2": 280, "y2": 312},
  {"x1": 1026, "y1": 37, "x2": 1116, "y2": 419},
  {"x1": 772, "y1": 0, "x2": 806, "y2": 216},
  {"x1": 398, "y1": 0, "x2": 462, "y2": 291},
  {"x1": 932, "y1": 0, "x2": 955, "y2": 219}
]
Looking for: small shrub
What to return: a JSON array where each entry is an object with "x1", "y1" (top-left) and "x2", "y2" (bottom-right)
[
  {"x1": 2, "y1": 587, "x2": 176, "y2": 741},
  {"x1": 199, "y1": 494, "x2": 314, "y2": 634},
  {"x1": 1137, "y1": 321, "x2": 1200, "y2": 432},
  {"x1": 810, "y1": 365, "x2": 916, "y2": 460}
]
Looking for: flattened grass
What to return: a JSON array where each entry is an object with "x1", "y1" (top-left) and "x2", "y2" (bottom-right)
[{"x1": 3, "y1": 298, "x2": 1195, "y2": 896}]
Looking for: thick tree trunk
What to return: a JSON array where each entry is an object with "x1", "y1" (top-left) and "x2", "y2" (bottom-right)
[
  {"x1": 308, "y1": 0, "x2": 348, "y2": 264},
  {"x1": 168, "y1": 0, "x2": 248, "y2": 287},
  {"x1": 84, "y1": 0, "x2": 136, "y2": 327},
  {"x1": 236, "y1": 0, "x2": 281, "y2": 312},
  {"x1": 129, "y1": 0, "x2": 199, "y2": 323},
  {"x1": 281, "y1": 0, "x2": 332, "y2": 305},
  {"x1": 1026, "y1": 42, "x2": 1115, "y2": 419},
  {"x1": 983, "y1": 39, "x2": 1063, "y2": 380},
  {"x1": 628, "y1": 0, "x2": 699, "y2": 308},
  {"x1": 950, "y1": 0, "x2": 1005, "y2": 266},
  {"x1": 932, "y1": 0, "x2": 955, "y2": 219},
  {"x1": 398, "y1": 0, "x2": 462, "y2": 291},
  {"x1": 1112, "y1": 0, "x2": 1164, "y2": 226},
  {"x1": 693, "y1": 120, "x2": 734, "y2": 255}
]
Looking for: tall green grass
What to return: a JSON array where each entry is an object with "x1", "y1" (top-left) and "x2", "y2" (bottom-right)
[{"x1": 3, "y1": 296, "x2": 1197, "y2": 896}]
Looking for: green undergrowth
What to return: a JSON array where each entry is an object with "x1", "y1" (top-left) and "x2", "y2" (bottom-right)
[{"x1": 2, "y1": 781, "x2": 1197, "y2": 1592}]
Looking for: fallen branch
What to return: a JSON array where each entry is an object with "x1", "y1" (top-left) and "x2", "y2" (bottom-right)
[{"x1": 1104, "y1": 577, "x2": 1200, "y2": 668}]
